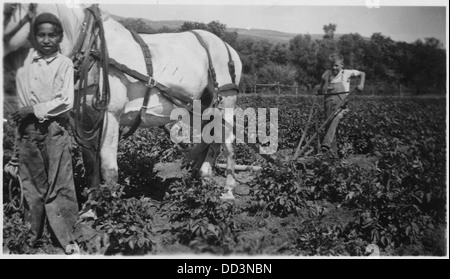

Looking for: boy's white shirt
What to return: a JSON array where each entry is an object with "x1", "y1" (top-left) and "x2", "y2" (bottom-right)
[
  {"x1": 16, "y1": 48, "x2": 74, "y2": 122},
  {"x1": 323, "y1": 69, "x2": 362, "y2": 92}
]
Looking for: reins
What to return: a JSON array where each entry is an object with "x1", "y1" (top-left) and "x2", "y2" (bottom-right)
[{"x1": 70, "y1": 5, "x2": 110, "y2": 151}]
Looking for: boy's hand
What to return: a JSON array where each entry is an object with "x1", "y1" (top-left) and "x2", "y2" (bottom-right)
[
  {"x1": 357, "y1": 84, "x2": 364, "y2": 92},
  {"x1": 12, "y1": 106, "x2": 34, "y2": 123}
]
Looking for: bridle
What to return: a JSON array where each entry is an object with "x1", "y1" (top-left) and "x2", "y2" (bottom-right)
[{"x1": 3, "y1": 3, "x2": 37, "y2": 43}]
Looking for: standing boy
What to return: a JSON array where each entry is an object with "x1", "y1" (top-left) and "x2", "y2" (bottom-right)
[
  {"x1": 318, "y1": 53, "x2": 365, "y2": 157},
  {"x1": 12, "y1": 13, "x2": 79, "y2": 254}
]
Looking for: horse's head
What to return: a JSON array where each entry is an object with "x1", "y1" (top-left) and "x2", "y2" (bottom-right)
[{"x1": 3, "y1": 3, "x2": 37, "y2": 56}]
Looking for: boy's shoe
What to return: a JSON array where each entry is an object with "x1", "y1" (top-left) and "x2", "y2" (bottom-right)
[
  {"x1": 79, "y1": 206, "x2": 97, "y2": 220},
  {"x1": 65, "y1": 243, "x2": 80, "y2": 255}
]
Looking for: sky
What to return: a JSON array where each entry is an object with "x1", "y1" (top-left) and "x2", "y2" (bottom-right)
[{"x1": 95, "y1": 0, "x2": 448, "y2": 44}]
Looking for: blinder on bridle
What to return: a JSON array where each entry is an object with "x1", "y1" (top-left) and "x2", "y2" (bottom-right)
[{"x1": 3, "y1": 3, "x2": 37, "y2": 43}]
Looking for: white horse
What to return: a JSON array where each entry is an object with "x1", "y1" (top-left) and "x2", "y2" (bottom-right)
[{"x1": 3, "y1": 3, "x2": 242, "y2": 197}]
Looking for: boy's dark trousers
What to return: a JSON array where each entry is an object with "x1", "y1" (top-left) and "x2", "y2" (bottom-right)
[{"x1": 18, "y1": 114, "x2": 79, "y2": 249}]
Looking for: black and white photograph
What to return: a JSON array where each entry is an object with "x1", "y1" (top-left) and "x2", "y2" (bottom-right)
[{"x1": 1, "y1": 0, "x2": 448, "y2": 261}]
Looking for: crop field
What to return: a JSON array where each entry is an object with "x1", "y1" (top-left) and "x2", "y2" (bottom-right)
[{"x1": 2, "y1": 94, "x2": 447, "y2": 256}]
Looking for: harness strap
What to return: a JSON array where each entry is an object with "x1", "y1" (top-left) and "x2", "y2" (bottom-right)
[
  {"x1": 126, "y1": 27, "x2": 153, "y2": 77},
  {"x1": 120, "y1": 27, "x2": 155, "y2": 140},
  {"x1": 219, "y1": 83, "x2": 240, "y2": 92},
  {"x1": 70, "y1": 9, "x2": 92, "y2": 60},
  {"x1": 71, "y1": 4, "x2": 110, "y2": 153},
  {"x1": 90, "y1": 51, "x2": 209, "y2": 115},
  {"x1": 89, "y1": 5, "x2": 110, "y2": 111},
  {"x1": 223, "y1": 41, "x2": 236, "y2": 84},
  {"x1": 189, "y1": 30, "x2": 220, "y2": 106},
  {"x1": 189, "y1": 31, "x2": 218, "y2": 88},
  {"x1": 71, "y1": 9, "x2": 94, "y2": 82},
  {"x1": 190, "y1": 31, "x2": 239, "y2": 96}
]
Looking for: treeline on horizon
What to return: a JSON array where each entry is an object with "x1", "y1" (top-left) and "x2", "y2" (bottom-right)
[
  {"x1": 121, "y1": 18, "x2": 446, "y2": 96},
  {"x1": 3, "y1": 17, "x2": 446, "y2": 97}
]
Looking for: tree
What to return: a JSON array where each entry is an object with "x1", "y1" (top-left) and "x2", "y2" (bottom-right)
[
  {"x1": 250, "y1": 40, "x2": 273, "y2": 71},
  {"x1": 257, "y1": 62, "x2": 298, "y2": 85},
  {"x1": 288, "y1": 34, "x2": 318, "y2": 88},
  {"x1": 221, "y1": 31, "x2": 238, "y2": 46},
  {"x1": 156, "y1": 26, "x2": 177, "y2": 33},
  {"x1": 269, "y1": 43, "x2": 290, "y2": 65},
  {"x1": 337, "y1": 33, "x2": 366, "y2": 69},
  {"x1": 405, "y1": 38, "x2": 446, "y2": 94},
  {"x1": 315, "y1": 23, "x2": 339, "y2": 75},
  {"x1": 206, "y1": 20, "x2": 227, "y2": 38},
  {"x1": 323, "y1": 23, "x2": 337, "y2": 40},
  {"x1": 233, "y1": 38, "x2": 256, "y2": 74},
  {"x1": 315, "y1": 38, "x2": 338, "y2": 75},
  {"x1": 119, "y1": 18, "x2": 155, "y2": 33},
  {"x1": 179, "y1": 21, "x2": 208, "y2": 32},
  {"x1": 366, "y1": 33, "x2": 395, "y2": 78}
]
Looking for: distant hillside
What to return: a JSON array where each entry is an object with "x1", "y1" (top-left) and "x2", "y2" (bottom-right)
[
  {"x1": 228, "y1": 28, "x2": 357, "y2": 44},
  {"x1": 228, "y1": 28, "x2": 298, "y2": 44},
  {"x1": 110, "y1": 14, "x2": 185, "y2": 30},
  {"x1": 109, "y1": 15, "x2": 366, "y2": 44}
]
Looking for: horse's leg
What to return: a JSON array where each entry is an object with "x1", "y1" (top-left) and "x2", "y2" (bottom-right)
[
  {"x1": 198, "y1": 90, "x2": 238, "y2": 199},
  {"x1": 199, "y1": 143, "x2": 221, "y2": 178},
  {"x1": 100, "y1": 111, "x2": 121, "y2": 185},
  {"x1": 220, "y1": 91, "x2": 238, "y2": 193},
  {"x1": 99, "y1": 75, "x2": 128, "y2": 186}
]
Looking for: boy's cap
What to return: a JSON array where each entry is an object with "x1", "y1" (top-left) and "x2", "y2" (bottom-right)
[{"x1": 33, "y1": 12, "x2": 63, "y2": 32}]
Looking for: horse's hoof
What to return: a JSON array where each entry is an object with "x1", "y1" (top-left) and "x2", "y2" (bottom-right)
[
  {"x1": 199, "y1": 163, "x2": 213, "y2": 178},
  {"x1": 220, "y1": 188, "x2": 236, "y2": 200}
]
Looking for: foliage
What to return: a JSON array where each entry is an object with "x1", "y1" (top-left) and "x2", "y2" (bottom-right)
[
  {"x1": 294, "y1": 219, "x2": 351, "y2": 256},
  {"x1": 77, "y1": 184, "x2": 157, "y2": 255},
  {"x1": 257, "y1": 62, "x2": 298, "y2": 85},
  {"x1": 117, "y1": 127, "x2": 183, "y2": 193},
  {"x1": 3, "y1": 89, "x2": 446, "y2": 256},
  {"x1": 160, "y1": 173, "x2": 238, "y2": 254},
  {"x1": 2, "y1": 211, "x2": 33, "y2": 254},
  {"x1": 249, "y1": 162, "x2": 309, "y2": 217},
  {"x1": 239, "y1": 94, "x2": 446, "y2": 254}
]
